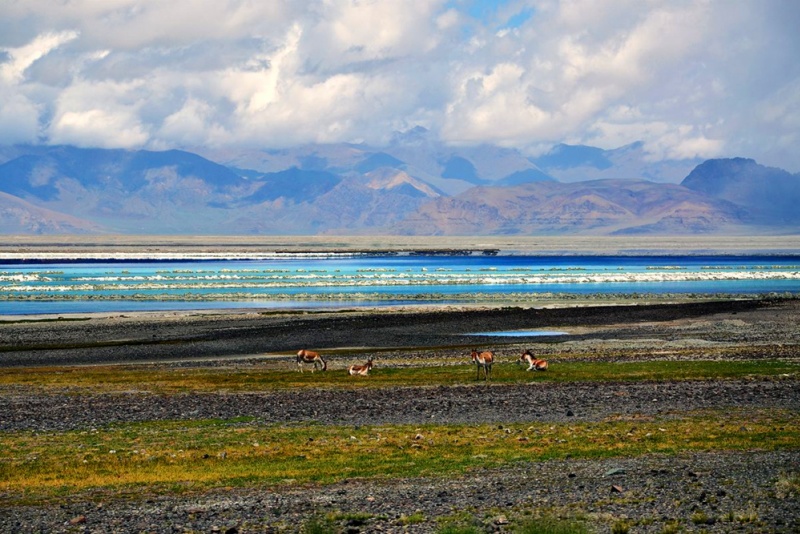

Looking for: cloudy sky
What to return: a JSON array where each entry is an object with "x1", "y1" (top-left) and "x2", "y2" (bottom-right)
[{"x1": 1, "y1": 0, "x2": 798, "y2": 170}]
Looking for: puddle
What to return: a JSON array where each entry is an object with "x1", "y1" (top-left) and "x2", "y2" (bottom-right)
[{"x1": 466, "y1": 330, "x2": 568, "y2": 337}]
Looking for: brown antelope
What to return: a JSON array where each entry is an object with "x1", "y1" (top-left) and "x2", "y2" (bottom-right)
[
  {"x1": 296, "y1": 349, "x2": 327, "y2": 372},
  {"x1": 471, "y1": 349, "x2": 494, "y2": 380},
  {"x1": 348, "y1": 358, "x2": 373, "y2": 376},
  {"x1": 519, "y1": 349, "x2": 548, "y2": 371}
]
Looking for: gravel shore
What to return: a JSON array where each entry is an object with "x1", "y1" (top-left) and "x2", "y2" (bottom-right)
[{"x1": 1, "y1": 298, "x2": 798, "y2": 533}]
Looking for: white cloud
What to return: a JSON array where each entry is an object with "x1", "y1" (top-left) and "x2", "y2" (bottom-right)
[
  {"x1": 0, "y1": 30, "x2": 79, "y2": 83},
  {"x1": 49, "y1": 107, "x2": 149, "y2": 148},
  {"x1": 441, "y1": 2, "x2": 719, "y2": 147},
  {"x1": 158, "y1": 98, "x2": 227, "y2": 147},
  {"x1": 0, "y1": 0, "x2": 797, "y2": 171},
  {"x1": 443, "y1": 62, "x2": 557, "y2": 144},
  {"x1": 47, "y1": 79, "x2": 150, "y2": 148},
  {"x1": 0, "y1": 92, "x2": 40, "y2": 144},
  {"x1": 0, "y1": 29, "x2": 79, "y2": 143},
  {"x1": 301, "y1": 0, "x2": 445, "y2": 71}
]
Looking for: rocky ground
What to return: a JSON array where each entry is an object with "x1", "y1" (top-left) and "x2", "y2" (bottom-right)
[{"x1": 1, "y1": 298, "x2": 798, "y2": 533}]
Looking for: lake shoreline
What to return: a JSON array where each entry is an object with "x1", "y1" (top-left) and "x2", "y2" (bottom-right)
[{"x1": 3, "y1": 234, "x2": 800, "y2": 257}]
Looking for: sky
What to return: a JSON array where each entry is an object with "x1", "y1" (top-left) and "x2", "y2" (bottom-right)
[{"x1": 0, "y1": 0, "x2": 798, "y2": 171}]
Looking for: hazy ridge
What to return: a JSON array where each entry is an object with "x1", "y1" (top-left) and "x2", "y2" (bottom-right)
[{"x1": 1, "y1": 136, "x2": 798, "y2": 236}]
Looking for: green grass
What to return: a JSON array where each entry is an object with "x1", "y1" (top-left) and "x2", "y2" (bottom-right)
[
  {"x1": 437, "y1": 525, "x2": 483, "y2": 534},
  {"x1": 515, "y1": 517, "x2": 592, "y2": 534},
  {"x1": 0, "y1": 359, "x2": 796, "y2": 394},
  {"x1": 774, "y1": 471, "x2": 800, "y2": 499},
  {"x1": 1, "y1": 345, "x2": 796, "y2": 512},
  {"x1": 1, "y1": 408, "x2": 797, "y2": 505}
]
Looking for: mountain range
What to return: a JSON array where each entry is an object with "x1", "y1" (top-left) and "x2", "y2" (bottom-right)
[{"x1": 0, "y1": 131, "x2": 798, "y2": 236}]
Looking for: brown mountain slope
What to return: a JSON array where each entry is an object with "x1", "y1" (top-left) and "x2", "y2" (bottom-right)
[
  {"x1": 0, "y1": 191, "x2": 105, "y2": 234},
  {"x1": 393, "y1": 180, "x2": 745, "y2": 235},
  {"x1": 226, "y1": 169, "x2": 442, "y2": 234}
]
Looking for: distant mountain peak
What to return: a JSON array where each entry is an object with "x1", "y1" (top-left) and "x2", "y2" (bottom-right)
[
  {"x1": 533, "y1": 143, "x2": 613, "y2": 170},
  {"x1": 441, "y1": 155, "x2": 482, "y2": 184},
  {"x1": 356, "y1": 152, "x2": 405, "y2": 173},
  {"x1": 533, "y1": 140, "x2": 702, "y2": 184},
  {"x1": 365, "y1": 168, "x2": 442, "y2": 198},
  {"x1": 681, "y1": 157, "x2": 800, "y2": 223},
  {"x1": 496, "y1": 168, "x2": 554, "y2": 187},
  {"x1": 390, "y1": 125, "x2": 432, "y2": 146}
]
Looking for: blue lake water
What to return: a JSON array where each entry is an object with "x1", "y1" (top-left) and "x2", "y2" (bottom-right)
[
  {"x1": 1, "y1": 254, "x2": 798, "y2": 315},
  {"x1": 467, "y1": 330, "x2": 568, "y2": 337}
]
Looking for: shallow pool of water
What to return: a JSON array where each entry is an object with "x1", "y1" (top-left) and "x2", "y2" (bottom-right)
[{"x1": 467, "y1": 330, "x2": 568, "y2": 337}]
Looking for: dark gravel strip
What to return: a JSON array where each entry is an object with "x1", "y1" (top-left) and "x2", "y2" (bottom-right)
[
  {"x1": 0, "y1": 299, "x2": 779, "y2": 367},
  {"x1": 2, "y1": 379, "x2": 797, "y2": 432}
]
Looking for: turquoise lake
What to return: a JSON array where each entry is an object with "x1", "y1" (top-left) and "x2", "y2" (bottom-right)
[{"x1": 1, "y1": 254, "x2": 798, "y2": 315}]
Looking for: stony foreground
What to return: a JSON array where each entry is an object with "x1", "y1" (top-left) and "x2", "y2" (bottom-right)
[
  {"x1": 1, "y1": 298, "x2": 799, "y2": 533},
  {"x1": 4, "y1": 451, "x2": 798, "y2": 533}
]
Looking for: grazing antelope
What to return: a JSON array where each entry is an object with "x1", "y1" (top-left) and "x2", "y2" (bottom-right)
[
  {"x1": 296, "y1": 349, "x2": 327, "y2": 372},
  {"x1": 519, "y1": 349, "x2": 548, "y2": 371},
  {"x1": 471, "y1": 349, "x2": 494, "y2": 380},
  {"x1": 348, "y1": 358, "x2": 374, "y2": 376}
]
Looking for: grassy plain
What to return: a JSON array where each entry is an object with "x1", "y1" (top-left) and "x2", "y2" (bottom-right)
[
  {"x1": 0, "y1": 358, "x2": 795, "y2": 394},
  {"x1": 1, "y1": 358, "x2": 798, "y2": 506},
  {"x1": 2, "y1": 407, "x2": 797, "y2": 505}
]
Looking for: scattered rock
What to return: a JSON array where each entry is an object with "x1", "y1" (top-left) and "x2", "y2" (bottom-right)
[{"x1": 68, "y1": 515, "x2": 86, "y2": 525}]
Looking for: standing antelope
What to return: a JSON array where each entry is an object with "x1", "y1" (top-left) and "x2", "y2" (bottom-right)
[
  {"x1": 471, "y1": 349, "x2": 494, "y2": 380},
  {"x1": 296, "y1": 349, "x2": 327, "y2": 372},
  {"x1": 519, "y1": 349, "x2": 548, "y2": 371},
  {"x1": 348, "y1": 358, "x2": 373, "y2": 376}
]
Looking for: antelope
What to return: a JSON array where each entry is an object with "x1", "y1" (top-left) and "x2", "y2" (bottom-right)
[
  {"x1": 519, "y1": 349, "x2": 548, "y2": 371},
  {"x1": 296, "y1": 349, "x2": 327, "y2": 372},
  {"x1": 348, "y1": 358, "x2": 374, "y2": 376},
  {"x1": 471, "y1": 349, "x2": 494, "y2": 380}
]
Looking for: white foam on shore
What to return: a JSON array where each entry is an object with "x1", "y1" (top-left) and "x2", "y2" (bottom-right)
[{"x1": 1, "y1": 269, "x2": 799, "y2": 294}]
